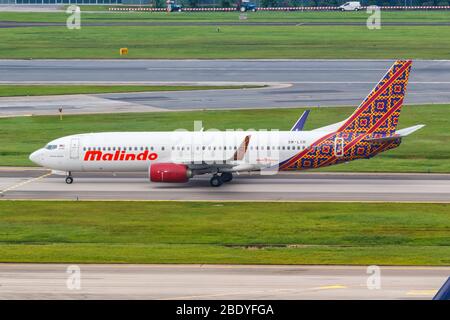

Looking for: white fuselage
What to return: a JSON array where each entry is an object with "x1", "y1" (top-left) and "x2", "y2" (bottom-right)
[{"x1": 29, "y1": 131, "x2": 328, "y2": 173}]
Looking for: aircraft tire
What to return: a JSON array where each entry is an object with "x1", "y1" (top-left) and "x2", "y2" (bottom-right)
[
  {"x1": 210, "y1": 175, "x2": 223, "y2": 187},
  {"x1": 220, "y1": 172, "x2": 233, "y2": 183},
  {"x1": 65, "y1": 176, "x2": 73, "y2": 184}
]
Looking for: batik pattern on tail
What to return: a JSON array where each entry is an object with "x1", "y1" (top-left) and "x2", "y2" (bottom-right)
[{"x1": 279, "y1": 60, "x2": 411, "y2": 171}]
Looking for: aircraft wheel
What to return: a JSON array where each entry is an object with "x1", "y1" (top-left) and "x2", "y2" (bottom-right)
[
  {"x1": 210, "y1": 175, "x2": 223, "y2": 187},
  {"x1": 65, "y1": 176, "x2": 73, "y2": 184},
  {"x1": 220, "y1": 172, "x2": 233, "y2": 183}
]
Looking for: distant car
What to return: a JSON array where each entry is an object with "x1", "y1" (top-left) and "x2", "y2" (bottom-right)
[
  {"x1": 168, "y1": 3, "x2": 182, "y2": 12},
  {"x1": 237, "y1": 2, "x2": 257, "y2": 12},
  {"x1": 339, "y1": 1, "x2": 361, "y2": 11}
]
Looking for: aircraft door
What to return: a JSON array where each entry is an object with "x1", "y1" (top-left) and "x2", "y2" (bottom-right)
[
  {"x1": 70, "y1": 138, "x2": 80, "y2": 160},
  {"x1": 334, "y1": 137, "x2": 344, "y2": 157}
]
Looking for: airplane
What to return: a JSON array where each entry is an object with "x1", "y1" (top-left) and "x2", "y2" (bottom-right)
[{"x1": 29, "y1": 60, "x2": 424, "y2": 187}]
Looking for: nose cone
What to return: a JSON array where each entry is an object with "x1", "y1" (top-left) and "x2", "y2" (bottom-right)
[{"x1": 29, "y1": 149, "x2": 43, "y2": 166}]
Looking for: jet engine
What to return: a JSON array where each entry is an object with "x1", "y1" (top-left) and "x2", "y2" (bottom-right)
[{"x1": 149, "y1": 163, "x2": 192, "y2": 183}]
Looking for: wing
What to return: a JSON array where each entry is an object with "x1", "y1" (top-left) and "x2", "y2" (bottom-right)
[{"x1": 173, "y1": 135, "x2": 258, "y2": 173}]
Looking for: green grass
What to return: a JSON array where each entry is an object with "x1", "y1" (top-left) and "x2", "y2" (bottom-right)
[
  {"x1": 2, "y1": 10, "x2": 450, "y2": 59},
  {"x1": 0, "y1": 201, "x2": 448, "y2": 265},
  {"x1": 0, "y1": 104, "x2": 448, "y2": 172},
  {"x1": 2, "y1": 24, "x2": 450, "y2": 59},
  {"x1": 0, "y1": 85, "x2": 261, "y2": 97},
  {"x1": 4, "y1": 10, "x2": 450, "y2": 23}
]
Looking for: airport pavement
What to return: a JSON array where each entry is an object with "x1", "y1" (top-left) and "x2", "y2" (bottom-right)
[
  {"x1": 0, "y1": 264, "x2": 447, "y2": 300},
  {"x1": 0, "y1": 169, "x2": 449, "y2": 202},
  {"x1": 1, "y1": 60, "x2": 450, "y2": 116}
]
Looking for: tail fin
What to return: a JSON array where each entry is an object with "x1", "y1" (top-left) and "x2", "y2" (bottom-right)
[{"x1": 338, "y1": 60, "x2": 412, "y2": 136}]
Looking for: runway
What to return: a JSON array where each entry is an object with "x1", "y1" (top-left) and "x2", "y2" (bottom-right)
[
  {"x1": 1, "y1": 169, "x2": 449, "y2": 202},
  {"x1": 0, "y1": 264, "x2": 447, "y2": 299},
  {"x1": 1, "y1": 60, "x2": 450, "y2": 116}
]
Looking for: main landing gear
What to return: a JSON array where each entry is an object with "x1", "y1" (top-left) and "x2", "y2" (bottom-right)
[
  {"x1": 65, "y1": 172, "x2": 73, "y2": 184},
  {"x1": 209, "y1": 173, "x2": 233, "y2": 187}
]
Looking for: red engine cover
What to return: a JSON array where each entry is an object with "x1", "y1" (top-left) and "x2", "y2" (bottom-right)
[{"x1": 149, "y1": 163, "x2": 191, "y2": 183}]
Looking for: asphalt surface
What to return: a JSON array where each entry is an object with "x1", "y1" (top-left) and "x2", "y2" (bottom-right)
[
  {"x1": 1, "y1": 60, "x2": 450, "y2": 116},
  {"x1": 1, "y1": 169, "x2": 449, "y2": 202},
  {"x1": 0, "y1": 264, "x2": 447, "y2": 299}
]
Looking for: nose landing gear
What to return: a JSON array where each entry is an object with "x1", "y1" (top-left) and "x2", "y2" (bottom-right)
[{"x1": 65, "y1": 172, "x2": 73, "y2": 184}]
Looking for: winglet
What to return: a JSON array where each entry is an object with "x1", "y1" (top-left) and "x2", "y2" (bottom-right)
[
  {"x1": 231, "y1": 135, "x2": 251, "y2": 161},
  {"x1": 291, "y1": 110, "x2": 310, "y2": 131},
  {"x1": 433, "y1": 277, "x2": 450, "y2": 300}
]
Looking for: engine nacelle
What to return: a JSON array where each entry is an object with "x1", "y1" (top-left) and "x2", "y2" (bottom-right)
[{"x1": 149, "y1": 163, "x2": 192, "y2": 183}]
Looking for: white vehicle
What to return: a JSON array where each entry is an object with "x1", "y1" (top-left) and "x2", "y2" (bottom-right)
[
  {"x1": 339, "y1": 1, "x2": 362, "y2": 11},
  {"x1": 30, "y1": 60, "x2": 423, "y2": 187}
]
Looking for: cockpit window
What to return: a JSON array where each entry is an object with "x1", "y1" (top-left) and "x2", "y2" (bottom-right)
[{"x1": 45, "y1": 144, "x2": 58, "y2": 150}]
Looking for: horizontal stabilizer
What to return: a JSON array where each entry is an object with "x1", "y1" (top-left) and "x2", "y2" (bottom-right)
[
  {"x1": 291, "y1": 110, "x2": 310, "y2": 131},
  {"x1": 364, "y1": 124, "x2": 425, "y2": 143},
  {"x1": 396, "y1": 124, "x2": 425, "y2": 136}
]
